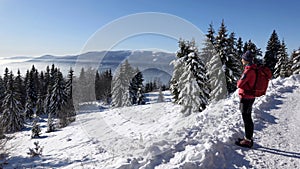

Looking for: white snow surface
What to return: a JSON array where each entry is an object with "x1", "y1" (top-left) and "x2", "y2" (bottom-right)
[{"x1": 1, "y1": 75, "x2": 300, "y2": 168}]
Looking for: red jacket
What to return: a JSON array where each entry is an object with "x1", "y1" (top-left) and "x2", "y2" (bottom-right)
[{"x1": 237, "y1": 64, "x2": 257, "y2": 99}]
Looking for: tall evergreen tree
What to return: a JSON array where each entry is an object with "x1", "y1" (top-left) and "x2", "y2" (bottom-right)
[
  {"x1": 201, "y1": 23, "x2": 216, "y2": 64},
  {"x1": 274, "y1": 40, "x2": 289, "y2": 78},
  {"x1": 172, "y1": 40, "x2": 209, "y2": 115},
  {"x1": 203, "y1": 36, "x2": 227, "y2": 101},
  {"x1": 0, "y1": 77, "x2": 5, "y2": 112},
  {"x1": 264, "y1": 30, "x2": 281, "y2": 73},
  {"x1": 214, "y1": 20, "x2": 242, "y2": 94},
  {"x1": 129, "y1": 68, "x2": 145, "y2": 105},
  {"x1": 25, "y1": 66, "x2": 38, "y2": 109},
  {"x1": 135, "y1": 71, "x2": 145, "y2": 105},
  {"x1": 36, "y1": 90, "x2": 45, "y2": 116},
  {"x1": 44, "y1": 65, "x2": 56, "y2": 117},
  {"x1": 226, "y1": 32, "x2": 243, "y2": 93},
  {"x1": 111, "y1": 60, "x2": 134, "y2": 107},
  {"x1": 95, "y1": 71, "x2": 101, "y2": 101},
  {"x1": 36, "y1": 71, "x2": 46, "y2": 116},
  {"x1": 200, "y1": 24, "x2": 216, "y2": 66},
  {"x1": 95, "y1": 70, "x2": 113, "y2": 102},
  {"x1": 236, "y1": 37, "x2": 244, "y2": 58},
  {"x1": 170, "y1": 39, "x2": 189, "y2": 103},
  {"x1": 207, "y1": 23, "x2": 216, "y2": 45},
  {"x1": 66, "y1": 68, "x2": 74, "y2": 100},
  {"x1": 103, "y1": 69, "x2": 113, "y2": 103},
  {"x1": 215, "y1": 20, "x2": 228, "y2": 65},
  {"x1": 0, "y1": 71, "x2": 24, "y2": 133},
  {"x1": 44, "y1": 66, "x2": 51, "y2": 92},
  {"x1": 49, "y1": 70, "x2": 68, "y2": 118},
  {"x1": 25, "y1": 70, "x2": 36, "y2": 119},
  {"x1": 291, "y1": 49, "x2": 300, "y2": 74},
  {"x1": 24, "y1": 95, "x2": 34, "y2": 119},
  {"x1": 3, "y1": 68, "x2": 10, "y2": 92},
  {"x1": 62, "y1": 68, "x2": 76, "y2": 125},
  {"x1": 14, "y1": 70, "x2": 26, "y2": 108}
]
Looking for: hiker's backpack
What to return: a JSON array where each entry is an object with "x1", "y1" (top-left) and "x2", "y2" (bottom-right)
[{"x1": 251, "y1": 65, "x2": 272, "y2": 97}]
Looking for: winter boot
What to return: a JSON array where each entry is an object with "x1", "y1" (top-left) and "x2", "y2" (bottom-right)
[{"x1": 235, "y1": 137, "x2": 253, "y2": 148}]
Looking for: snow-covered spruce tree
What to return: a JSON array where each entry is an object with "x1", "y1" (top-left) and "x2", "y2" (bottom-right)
[
  {"x1": 226, "y1": 32, "x2": 243, "y2": 93},
  {"x1": 129, "y1": 68, "x2": 145, "y2": 105},
  {"x1": 3, "y1": 68, "x2": 9, "y2": 90},
  {"x1": 44, "y1": 65, "x2": 56, "y2": 117},
  {"x1": 36, "y1": 71, "x2": 47, "y2": 116},
  {"x1": 201, "y1": 23, "x2": 216, "y2": 64},
  {"x1": 111, "y1": 60, "x2": 134, "y2": 107},
  {"x1": 170, "y1": 39, "x2": 189, "y2": 103},
  {"x1": 44, "y1": 66, "x2": 51, "y2": 95},
  {"x1": 129, "y1": 69, "x2": 139, "y2": 105},
  {"x1": 215, "y1": 20, "x2": 228, "y2": 66},
  {"x1": 74, "y1": 67, "x2": 96, "y2": 103},
  {"x1": 66, "y1": 68, "x2": 74, "y2": 99},
  {"x1": 75, "y1": 67, "x2": 86, "y2": 103},
  {"x1": 95, "y1": 69, "x2": 113, "y2": 102},
  {"x1": 187, "y1": 40, "x2": 210, "y2": 109},
  {"x1": 24, "y1": 68, "x2": 38, "y2": 119},
  {"x1": 215, "y1": 20, "x2": 240, "y2": 94},
  {"x1": 291, "y1": 49, "x2": 300, "y2": 74},
  {"x1": 274, "y1": 40, "x2": 289, "y2": 78},
  {"x1": 236, "y1": 37, "x2": 244, "y2": 58},
  {"x1": 135, "y1": 71, "x2": 145, "y2": 105},
  {"x1": 174, "y1": 40, "x2": 209, "y2": 115},
  {"x1": 102, "y1": 69, "x2": 113, "y2": 104},
  {"x1": 111, "y1": 64, "x2": 127, "y2": 107},
  {"x1": 24, "y1": 96, "x2": 34, "y2": 120},
  {"x1": 44, "y1": 84, "x2": 52, "y2": 117},
  {"x1": 24, "y1": 70, "x2": 36, "y2": 119},
  {"x1": 178, "y1": 68, "x2": 203, "y2": 116},
  {"x1": 0, "y1": 77, "x2": 5, "y2": 111},
  {"x1": 177, "y1": 57, "x2": 208, "y2": 115},
  {"x1": 286, "y1": 55, "x2": 293, "y2": 77},
  {"x1": 28, "y1": 65, "x2": 39, "y2": 106},
  {"x1": 201, "y1": 25, "x2": 227, "y2": 102},
  {"x1": 36, "y1": 90, "x2": 45, "y2": 116},
  {"x1": 0, "y1": 77, "x2": 4, "y2": 138},
  {"x1": 14, "y1": 70, "x2": 26, "y2": 107},
  {"x1": 0, "y1": 71, "x2": 25, "y2": 133},
  {"x1": 49, "y1": 70, "x2": 68, "y2": 127},
  {"x1": 61, "y1": 68, "x2": 76, "y2": 126},
  {"x1": 264, "y1": 30, "x2": 281, "y2": 73},
  {"x1": 95, "y1": 71, "x2": 101, "y2": 101}
]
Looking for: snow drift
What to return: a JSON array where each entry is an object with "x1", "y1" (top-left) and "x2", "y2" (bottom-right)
[{"x1": 1, "y1": 75, "x2": 300, "y2": 168}]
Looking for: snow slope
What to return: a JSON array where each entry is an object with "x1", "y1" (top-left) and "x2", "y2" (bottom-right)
[{"x1": 1, "y1": 75, "x2": 300, "y2": 168}]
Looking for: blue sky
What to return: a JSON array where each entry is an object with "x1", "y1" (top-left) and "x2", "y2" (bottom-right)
[{"x1": 0, "y1": 0, "x2": 299, "y2": 58}]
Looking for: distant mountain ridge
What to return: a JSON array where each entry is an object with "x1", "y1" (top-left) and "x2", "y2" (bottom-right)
[
  {"x1": 3, "y1": 56, "x2": 33, "y2": 60},
  {"x1": 4, "y1": 50, "x2": 175, "y2": 84}
]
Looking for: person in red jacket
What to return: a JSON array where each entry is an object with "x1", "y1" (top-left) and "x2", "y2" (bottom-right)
[{"x1": 236, "y1": 50, "x2": 257, "y2": 148}]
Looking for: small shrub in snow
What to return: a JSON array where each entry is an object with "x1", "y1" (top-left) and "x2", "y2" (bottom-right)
[
  {"x1": 31, "y1": 120, "x2": 41, "y2": 138},
  {"x1": 27, "y1": 141, "x2": 43, "y2": 157}
]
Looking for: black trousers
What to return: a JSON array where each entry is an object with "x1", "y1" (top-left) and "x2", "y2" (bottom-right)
[{"x1": 239, "y1": 98, "x2": 255, "y2": 139}]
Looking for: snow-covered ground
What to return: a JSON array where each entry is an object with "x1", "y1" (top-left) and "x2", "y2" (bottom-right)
[{"x1": 1, "y1": 75, "x2": 300, "y2": 168}]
